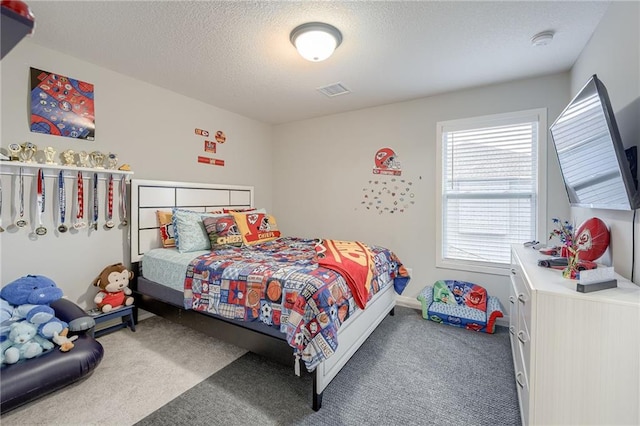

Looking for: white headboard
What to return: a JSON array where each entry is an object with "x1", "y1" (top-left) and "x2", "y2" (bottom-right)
[{"x1": 130, "y1": 179, "x2": 254, "y2": 262}]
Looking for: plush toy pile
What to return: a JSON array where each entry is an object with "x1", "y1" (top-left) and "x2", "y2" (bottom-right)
[
  {"x1": 92, "y1": 263, "x2": 134, "y2": 313},
  {"x1": 1, "y1": 275, "x2": 73, "y2": 365}
]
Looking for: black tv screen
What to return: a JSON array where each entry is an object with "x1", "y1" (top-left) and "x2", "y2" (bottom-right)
[{"x1": 550, "y1": 74, "x2": 640, "y2": 211}]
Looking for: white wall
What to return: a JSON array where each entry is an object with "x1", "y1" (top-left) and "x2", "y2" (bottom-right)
[
  {"x1": 0, "y1": 40, "x2": 273, "y2": 307},
  {"x1": 272, "y1": 73, "x2": 572, "y2": 309},
  {"x1": 570, "y1": 2, "x2": 640, "y2": 281}
]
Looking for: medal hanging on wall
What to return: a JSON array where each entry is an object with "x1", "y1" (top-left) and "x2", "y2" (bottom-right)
[
  {"x1": 0, "y1": 182, "x2": 4, "y2": 233},
  {"x1": 91, "y1": 173, "x2": 98, "y2": 230},
  {"x1": 57, "y1": 171, "x2": 68, "y2": 233},
  {"x1": 35, "y1": 169, "x2": 47, "y2": 236},
  {"x1": 74, "y1": 171, "x2": 86, "y2": 229},
  {"x1": 105, "y1": 174, "x2": 114, "y2": 229},
  {"x1": 119, "y1": 175, "x2": 128, "y2": 227},
  {"x1": 16, "y1": 168, "x2": 27, "y2": 228}
]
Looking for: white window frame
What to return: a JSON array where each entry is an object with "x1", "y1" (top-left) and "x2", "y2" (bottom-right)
[{"x1": 435, "y1": 108, "x2": 547, "y2": 276}]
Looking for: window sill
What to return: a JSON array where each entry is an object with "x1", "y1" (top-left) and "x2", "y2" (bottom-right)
[{"x1": 435, "y1": 259, "x2": 510, "y2": 277}]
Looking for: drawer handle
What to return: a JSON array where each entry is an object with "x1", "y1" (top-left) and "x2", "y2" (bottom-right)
[
  {"x1": 518, "y1": 293, "x2": 527, "y2": 303},
  {"x1": 509, "y1": 326, "x2": 516, "y2": 335},
  {"x1": 516, "y1": 372, "x2": 525, "y2": 388},
  {"x1": 517, "y1": 330, "x2": 528, "y2": 344}
]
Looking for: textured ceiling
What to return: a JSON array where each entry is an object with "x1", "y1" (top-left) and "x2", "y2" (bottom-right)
[{"x1": 24, "y1": 1, "x2": 611, "y2": 124}]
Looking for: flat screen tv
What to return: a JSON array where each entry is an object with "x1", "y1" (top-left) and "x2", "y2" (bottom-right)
[{"x1": 550, "y1": 74, "x2": 639, "y2": 211}]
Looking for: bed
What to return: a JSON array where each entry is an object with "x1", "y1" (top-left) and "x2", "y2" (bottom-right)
[{"x1": 130, "y1": 179, "x2": 410, "y2": 410}]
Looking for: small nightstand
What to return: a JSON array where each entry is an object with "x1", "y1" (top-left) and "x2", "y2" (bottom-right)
[{"x1": 87, "y1": 305, "x2": 136, "y2": 337}]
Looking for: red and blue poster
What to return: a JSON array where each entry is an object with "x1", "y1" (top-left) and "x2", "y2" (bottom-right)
[{"x1": 30, "y1": 68, "x2": 95, "y2": 140}]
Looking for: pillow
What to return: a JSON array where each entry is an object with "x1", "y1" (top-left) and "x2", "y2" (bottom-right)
[
  {"x1": 223, "y1": 207, "x2": 257, "y2": 213},
  {"x1": 230, "y1": 211, "x2": 281, "y2": 245},
  {"x1": 156, "y1": 211, "x2": 175, "y2": 248},
  {"x1": 202, "y1": 215, "x2": 243, "y2": 249},
  {"x1": 172, "y1": 209, "x2": 224, "y2": 253}
]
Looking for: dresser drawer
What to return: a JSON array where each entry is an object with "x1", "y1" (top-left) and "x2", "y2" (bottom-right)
[
  {"x1": 513, "y1": 337, "x2": 530, "y2": 426},
  {"x1": 518, "y1": 306, "x2": 531, "y2": 377},
  {"x1": 508, "y1": 278, "x2": 518, "y2": 330},
  {"x1": 511, "y1": 263, "x2": 532, "y2": 327}
]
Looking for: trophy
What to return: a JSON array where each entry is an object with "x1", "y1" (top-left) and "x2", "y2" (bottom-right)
[
  {"x1": 8, "y1": 143, "x2": 21, "y2": 161},
  {"x1": 107, "y1": 153, "x2": 118, "y2": 169},
  {"x1": 61, "y1": 149, "x2": 75, "y2": 166},
  {"x1": 43, "y1": 147, "x2": 57, "y2": 165},
  {"x1": 77, "y1": 151, "x2": 89, "y2": 167},
  {"x1": 89, "y1": 151, "x2": 105, "y2": 169},
  {"x1": 19, "y1": 142, "x2": 37, "y2": 163}
]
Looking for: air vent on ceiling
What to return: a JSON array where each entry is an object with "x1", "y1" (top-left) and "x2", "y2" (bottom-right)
[{"x1": 317, "y1": 82, "x2": 351, "y2": 97}]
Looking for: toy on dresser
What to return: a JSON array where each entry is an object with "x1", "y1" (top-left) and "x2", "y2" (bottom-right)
[{"x1": 92, "y1": 263, "x2": 134, "y2": 313}]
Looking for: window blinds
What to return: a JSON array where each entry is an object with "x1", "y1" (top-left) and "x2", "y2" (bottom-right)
[{"x1": 442, "y1": 120, "x2": 538, "y2": 266}]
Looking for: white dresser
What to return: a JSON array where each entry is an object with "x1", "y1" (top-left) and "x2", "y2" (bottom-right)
[{"x1": 510, "y1": 244, "x2": 640, "y2": 425}]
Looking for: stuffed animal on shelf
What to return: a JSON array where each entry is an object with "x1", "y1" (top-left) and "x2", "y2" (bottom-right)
[
  {"x1": 0, "y1": 275, "x2": 68, "y2": 340},
  {"x1": 1, "y1": 321, "x2": 54, "y2": 365},
  {"x1": 92, "y1": 263, "x2": 134, "y2": 313},
  {"x1": 52, "y1": 328, "x2": 78, "y2": 352}
]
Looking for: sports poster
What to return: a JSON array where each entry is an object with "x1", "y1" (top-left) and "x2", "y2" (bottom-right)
[{"x1": 29, "y1": 68, "x2": 95, "y2": 140}]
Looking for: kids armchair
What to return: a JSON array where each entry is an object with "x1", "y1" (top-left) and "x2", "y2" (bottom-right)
[
  {"x1": 1, "y1": 298, "x2": 104, "y2": 414},
  {"x1": 417, "y1": 280, "x2": 503, "y2": 334}
]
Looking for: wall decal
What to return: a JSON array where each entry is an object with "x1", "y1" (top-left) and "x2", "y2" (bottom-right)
[
  {"x1": 197, "y1": 156, "x2": 224, "y2": 166},
  {"x1": 204, "y1": 140, "x2": 216, "y2": 153},
  {"x1": 195, "y1": 128, "x2": 209, "y2": 137},
  {"x1": 30, "y1": 68, "x2": 95, "y2": 140},
  {"x1": 215, "y1": 130, "x2": 226, "y2": 143},
  {"x1": 359, "y1": 178, "x2": 415, "y2": 215},
  {"x1": 373, "y1": 147, "x2": 401, "y2": 176}
]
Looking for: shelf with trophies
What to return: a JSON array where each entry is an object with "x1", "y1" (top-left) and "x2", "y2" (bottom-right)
[
  {"x1": 0, "y1": 143, "x2": 133, "y2": 235},
  {"x1": 0, "y1": 142, "x2": 133, "y2": 178}
]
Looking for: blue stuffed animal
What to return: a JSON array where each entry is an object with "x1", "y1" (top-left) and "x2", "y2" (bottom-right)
[
  {"x1": 1, "y1": 321, "x2": 54, "y2": 364},
  {"x1": 0, "y1": 275, "x2": 68, "y2": 340}
]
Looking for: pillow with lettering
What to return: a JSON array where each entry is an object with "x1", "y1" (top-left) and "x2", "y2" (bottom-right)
[
  {"x1": 202, "y1": 215, "x2": 243, "y2": 249},
  {"x1": 230, "y1": 211, "x2": 281, "y2": 245},
  {"x1": 156, "y1": 211, "x2": 175, "y2": 248}
]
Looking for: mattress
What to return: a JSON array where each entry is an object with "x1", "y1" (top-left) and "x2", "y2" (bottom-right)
[{"x1": 141, "y1": 247, "x2": 208, "y2": 291}]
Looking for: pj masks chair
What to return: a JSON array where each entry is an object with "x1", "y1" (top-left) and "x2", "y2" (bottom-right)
[{"x1": 417, "y1": 280, "x2": 504, "y2": 334}]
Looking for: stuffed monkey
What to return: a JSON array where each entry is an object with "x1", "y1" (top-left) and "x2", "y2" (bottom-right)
[{"x1": 93, "y1": 263, "x2": 134, "y2": 313}]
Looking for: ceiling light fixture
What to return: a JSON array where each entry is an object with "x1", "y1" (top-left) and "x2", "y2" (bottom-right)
[
  {"x1": 290, "y1": 22, "x2": 342, "y2": 62},
  {"x1": 531, "y1": 31, "x2": 555, "y2": 47}
]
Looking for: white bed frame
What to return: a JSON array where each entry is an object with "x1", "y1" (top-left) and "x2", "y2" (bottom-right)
[{"x1": 129, "y1": 179, "x2": 396, "y2": 410}]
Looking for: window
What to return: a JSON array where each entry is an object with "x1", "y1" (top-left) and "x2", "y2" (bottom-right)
[{"x1": 436, "y1": 109, "x2": 547, "y2": 274}]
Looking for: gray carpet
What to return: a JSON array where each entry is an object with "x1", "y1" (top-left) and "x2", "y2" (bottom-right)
[{"x1": 136, "y1": 307, "x2": 521, "y2": 426}]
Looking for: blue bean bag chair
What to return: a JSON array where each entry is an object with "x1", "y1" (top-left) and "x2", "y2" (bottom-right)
[{"x1": 417, "y1": 280, "x2": 503, "y2": 334}]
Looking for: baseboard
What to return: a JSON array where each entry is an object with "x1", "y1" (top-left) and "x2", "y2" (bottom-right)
[
  {"x1": 396, "y1": 295, "x2": 421, "y2": 310},
  {"x1": 137, "y1": 308, "x2": 154, "y2": 322}
]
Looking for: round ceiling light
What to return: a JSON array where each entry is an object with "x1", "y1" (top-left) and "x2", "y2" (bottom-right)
[
  {"x1": 290, "y1": 22, "x2": 342, "y2": 62},
  {"x1": 531, "y1": 31, "x2": 555, "y2": 47}
]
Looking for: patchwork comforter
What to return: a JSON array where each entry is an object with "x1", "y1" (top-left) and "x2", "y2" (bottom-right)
[{"x1": 184, "y1": 237, "x2": 409, "y2": 371}]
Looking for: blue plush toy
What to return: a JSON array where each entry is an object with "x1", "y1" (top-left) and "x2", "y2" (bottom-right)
[
  {"x1": 0, "y1": 275, "x2": 68, "y2": 340},
  {"x1": 1, "y1": 321, "x2": 54, "y2": 364}
]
